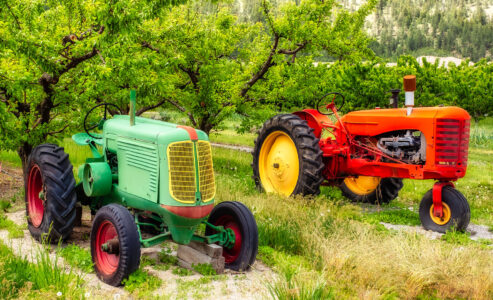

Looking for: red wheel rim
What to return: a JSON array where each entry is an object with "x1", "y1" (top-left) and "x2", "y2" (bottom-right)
[
  {"x1": 27, "y1": 164, "x2": 44, "y2": 228},
  {"x1": 95, "y1": 220, "x2": 119, "y2": 275},
  {"x1": 215, "y1": 215, "x2": 242, "y2": 263}
]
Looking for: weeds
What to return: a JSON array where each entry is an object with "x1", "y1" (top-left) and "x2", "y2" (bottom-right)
[
  {"x1": 57, "y1": 244, "x2": 93, "y2": 273},
  {"x1": 0, "y1": 240, "x2": 85, "y2": 299},
  {"x1": 172, "y1": 267, "x2": 193, "y2": 276},
  {"x1": 192, "y1": 263, "x2": 217, "y2": 276},
  {"x1": 123, "y1": 268, "x2": 162, "y2": 296},
  {"x1": 0, "y1": 214, "x2": 24, "y2": 238}
]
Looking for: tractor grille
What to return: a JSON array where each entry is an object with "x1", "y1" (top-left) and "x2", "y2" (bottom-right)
[
  {"x1": 167, "y1": 141, "x2": 215, "y2": 203},
  {"x1": 435, "y1": 119, "x2": 470, "y2": 166},
  {"x1": 197, "y1": 141, "x2": 215, "y2": 201},
  {"x1": 168, "y1": 142, "x2": 196, "y2": 203}
]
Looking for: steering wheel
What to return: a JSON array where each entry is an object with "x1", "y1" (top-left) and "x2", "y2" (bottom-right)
[
  {"x1": 316, "y1": 92, "x2": 345, "y2": 115},
  {"x1": 84, "y1": 103, "x2": 122, "y2": 139}
]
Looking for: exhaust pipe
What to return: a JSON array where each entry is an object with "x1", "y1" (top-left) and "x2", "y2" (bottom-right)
[
  {"x1": 403, "y1": 75, "x2": 416, "y2": 116},
  {"x1": 130, "y1": 89, "x2": 136, "y2": 126}
]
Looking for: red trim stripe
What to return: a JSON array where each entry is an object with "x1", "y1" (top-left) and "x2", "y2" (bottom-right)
[
  {"x1": 161, "y1": 204, "x2": 213, "y2": 219},
  {"x1": 177, "y1": 125, "x2": 198, "y2": 141}
]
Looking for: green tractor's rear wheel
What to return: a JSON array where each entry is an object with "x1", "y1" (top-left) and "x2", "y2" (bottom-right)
[
  {"x1": 205, "y1": 201, "x2": 258, "y2": 271},
  {"x1": 25, "y1": 144, "x2": 77, "y2": 242},
  {"x1": 340, "y1": 176, "x2": 403, "y2": 204},
  {"x1": 91, "y1": 204, "x2": 141, "y2": 286},
  {"x1": 419, "y1": 186, "x2": 470, "y2": 233},
  {"x1": 252, "y1": 114, "x2": 324, "y2": 196}
]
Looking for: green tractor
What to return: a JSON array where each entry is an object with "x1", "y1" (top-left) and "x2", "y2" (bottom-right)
[{"x1": 24, "y1": 91, "x2": 258, "y2": 286}]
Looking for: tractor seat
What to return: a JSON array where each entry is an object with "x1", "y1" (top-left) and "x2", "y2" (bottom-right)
[{"x1": 72, "y1": 132, "x2": 104, "y2": 146}]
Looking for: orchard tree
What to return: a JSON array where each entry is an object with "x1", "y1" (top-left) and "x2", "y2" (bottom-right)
[
  {"x1": 136, "y1": 0, "x2": 378, "y2": 133},
  {"x1": 0, "y1": 0, "x2": 184, "y2": 170}
]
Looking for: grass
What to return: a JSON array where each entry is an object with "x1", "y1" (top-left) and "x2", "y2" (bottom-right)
[
  {"x1": 0, "y1": 214, "x2": 25, "y2": 239},
  {"x1": 57, "y1": 244, "x2": 93, "y2": 273},
  {"x1": 123, "y1": 268, "x2": 162, "y2": 297},
  {"x1": 212, "y1": 144, "x2": 493, "y2": 299},
  {"x1": 0, "y1": 240, "x2": 85, "y2": 299}
]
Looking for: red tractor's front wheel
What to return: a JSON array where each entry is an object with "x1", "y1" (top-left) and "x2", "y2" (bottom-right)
[
  {"x1": 25, "y1": 144, "x2": 77, "y2": 242},
  {"x1": 91, "y1": 204, "x2": 141, "y2": 286},
  {"x1": 206, "y1": 201, "x2": 258, "y2": 271},
  {"x1": 419, "y1": 186, "x2": 470, "y2": 233}
]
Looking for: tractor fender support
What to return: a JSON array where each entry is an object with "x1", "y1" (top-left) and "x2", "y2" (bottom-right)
[{"x1": 432, "y1": 181, "x2": 455, "y2": 218}]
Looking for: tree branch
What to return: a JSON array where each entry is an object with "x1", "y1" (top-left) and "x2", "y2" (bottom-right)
[
  {"x1": 136, "y1": 99, "x2": 167, "y2": 115},
  {"x1": 47, "y1": 124, "x2": 70, "y2": 136},
  {"x1": 141, "y1": 41, "x2": 160, "y2": 53},
  {"x1": 165, "y1": 99, "x2": 197, "y2": 127},
  {"x1": 240, "y1": 34, "x2": 279, "y2": 98},
  {"x1": 5, "y1": 2, "x2": 21, "y2": 30}
]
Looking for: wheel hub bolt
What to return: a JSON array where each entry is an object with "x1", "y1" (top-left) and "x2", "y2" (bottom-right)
[{"x1": 273, "y1": 163, "x2": 280, "y2": 168}]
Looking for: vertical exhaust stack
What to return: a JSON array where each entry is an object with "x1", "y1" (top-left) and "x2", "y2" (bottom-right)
[
  {"x1": 130, "y1": 89, "x2": 136, "y2": 126},
  {"x1": 403, "y1": 75, "x2": 416, "y2": 116}
]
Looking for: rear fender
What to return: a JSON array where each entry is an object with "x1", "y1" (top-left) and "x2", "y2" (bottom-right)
[{"x1": 293, "y1": 109, "x2": 333, "y2": 138}]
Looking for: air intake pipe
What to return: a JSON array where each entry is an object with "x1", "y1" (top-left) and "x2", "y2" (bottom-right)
[{"x1": 403, "y1": 75, "x2": 416, "y2": 116}]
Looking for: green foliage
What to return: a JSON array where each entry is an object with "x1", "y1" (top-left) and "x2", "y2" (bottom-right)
[
  {"x1": 123, "y1": 268, "x2": 162, "y2": 295},
  {"x1": 362, "y1": 208, "x2": 421, "y2": 226},
  {"x1": 57, "y1": 244, "x2": 93, "y2": 273},
  {"x1": 0, "y1": 240, "x2": 84, "y2": 299},
  {"x1": 158, "y1": 246, "x2": 178, "y2": 265},
  {"x1": 0, "y1": 214, "x2": 24, "y2": 238},
  {"x1": 172, "y1": 267, "x2": 194, "y2": 276},
  {"x1": 268, "y1": 274, "x2": 334, "y2": 300},
  {"x1": 369, "y1": 0, "x2": 493, "y2": 61},
  {"x1": 192, "y1": 263, "x2": 217, "y2": 276}
]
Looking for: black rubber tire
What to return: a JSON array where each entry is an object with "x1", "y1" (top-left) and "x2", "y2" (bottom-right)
[
  {"x1": 91, "y1": 204, "x2": 141, "y2": 286},
  {"x1": 252, "y1": 114, "x2": 324, "y2": 196},
  {"x1": 340, "y1": 177, "x2": 403, "y2": 204},
  {"x1": 25, "y1": 143, "x2": 77, "y2": 242},
  {"x1": 205, "y1": 201, "x2": 258, "y2": 271},
  {"x1": 419, "y1": 186, "x2": 470, "y2": 233}
]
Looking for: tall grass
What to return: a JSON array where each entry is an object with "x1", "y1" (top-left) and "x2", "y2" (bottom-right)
[
  {"x1": 0, "y1": 239, "x2": 85, "y2": 299},
  {"x1": 213, "y1": 147, "x2": 493, "y2": 299}
]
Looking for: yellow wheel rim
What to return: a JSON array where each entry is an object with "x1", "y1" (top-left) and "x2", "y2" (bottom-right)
[
  {"x1": 429, "y1": 202, "x2": 451, "y2": 225},
  {"x1": 258, "y1": 131, "x2": 299, "y2": 196},
  {"x1": 343, "y1": 176, "x2": 381, "y2": 195}
]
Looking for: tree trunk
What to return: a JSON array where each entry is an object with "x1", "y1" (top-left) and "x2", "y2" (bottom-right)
[{"x1": 17, "y1": 142, "x2": 33, "y2": 175}]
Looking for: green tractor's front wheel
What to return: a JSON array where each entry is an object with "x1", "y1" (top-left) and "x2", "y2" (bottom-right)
[
  {"x1": 205, "y1": 201, "x2": 258, "y2": 271},
  {"x1": 91, "y1": 204, "x2": 141, "y2": 286}
]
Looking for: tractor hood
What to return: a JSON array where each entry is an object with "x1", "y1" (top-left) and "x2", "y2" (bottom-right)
[
  {"x1": 103, "y1": 115, "x2": 208, "y2": 144},
  {"x1": 340, "y1": 106, "x2": 470, "y2": 136}
]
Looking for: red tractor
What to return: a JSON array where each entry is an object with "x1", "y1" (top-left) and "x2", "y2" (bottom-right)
[{"x1": 252, "y1": 75, "x2": 470, "y2": 233}]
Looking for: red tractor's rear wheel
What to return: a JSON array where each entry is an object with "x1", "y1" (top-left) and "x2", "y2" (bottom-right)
[
  {"x1": 91, "y1": 204, "x2": 141, "y2": 286},
  {"x1": 419, "y1": 186, "x2": 470, "y2": 233},
  {"x1": 252, "y1": 114, "x2": 324, "y2": 196},
  {"x1": 340, "y1": 176, "x2": 403, "y2": 204},
  {"x1": 25, "y1": 144, "x2": 77, "y2": 242},
  {"x1": 205, "y1": 201, "x2": 258, "y2": 271}
]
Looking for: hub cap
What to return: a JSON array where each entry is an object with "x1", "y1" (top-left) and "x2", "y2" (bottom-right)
[
  {"x1": 429, "y1": 203, "x2": 451, "y2": 225},
  {"x1": 95, "y1": 220, "x2": 120, "y2": 275},
  {"x1": 215, "y1": 215, "x2": 242, "y2": 263},
  {"x1": 27, "y1": 165, "x2": 44, "y2": 227},
  {"x1": 259, "y1": 131, "x2": 299, "y2": 196},
  {"x1": 344, "y1": 176, "x2": 381, "y2": 195}
]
